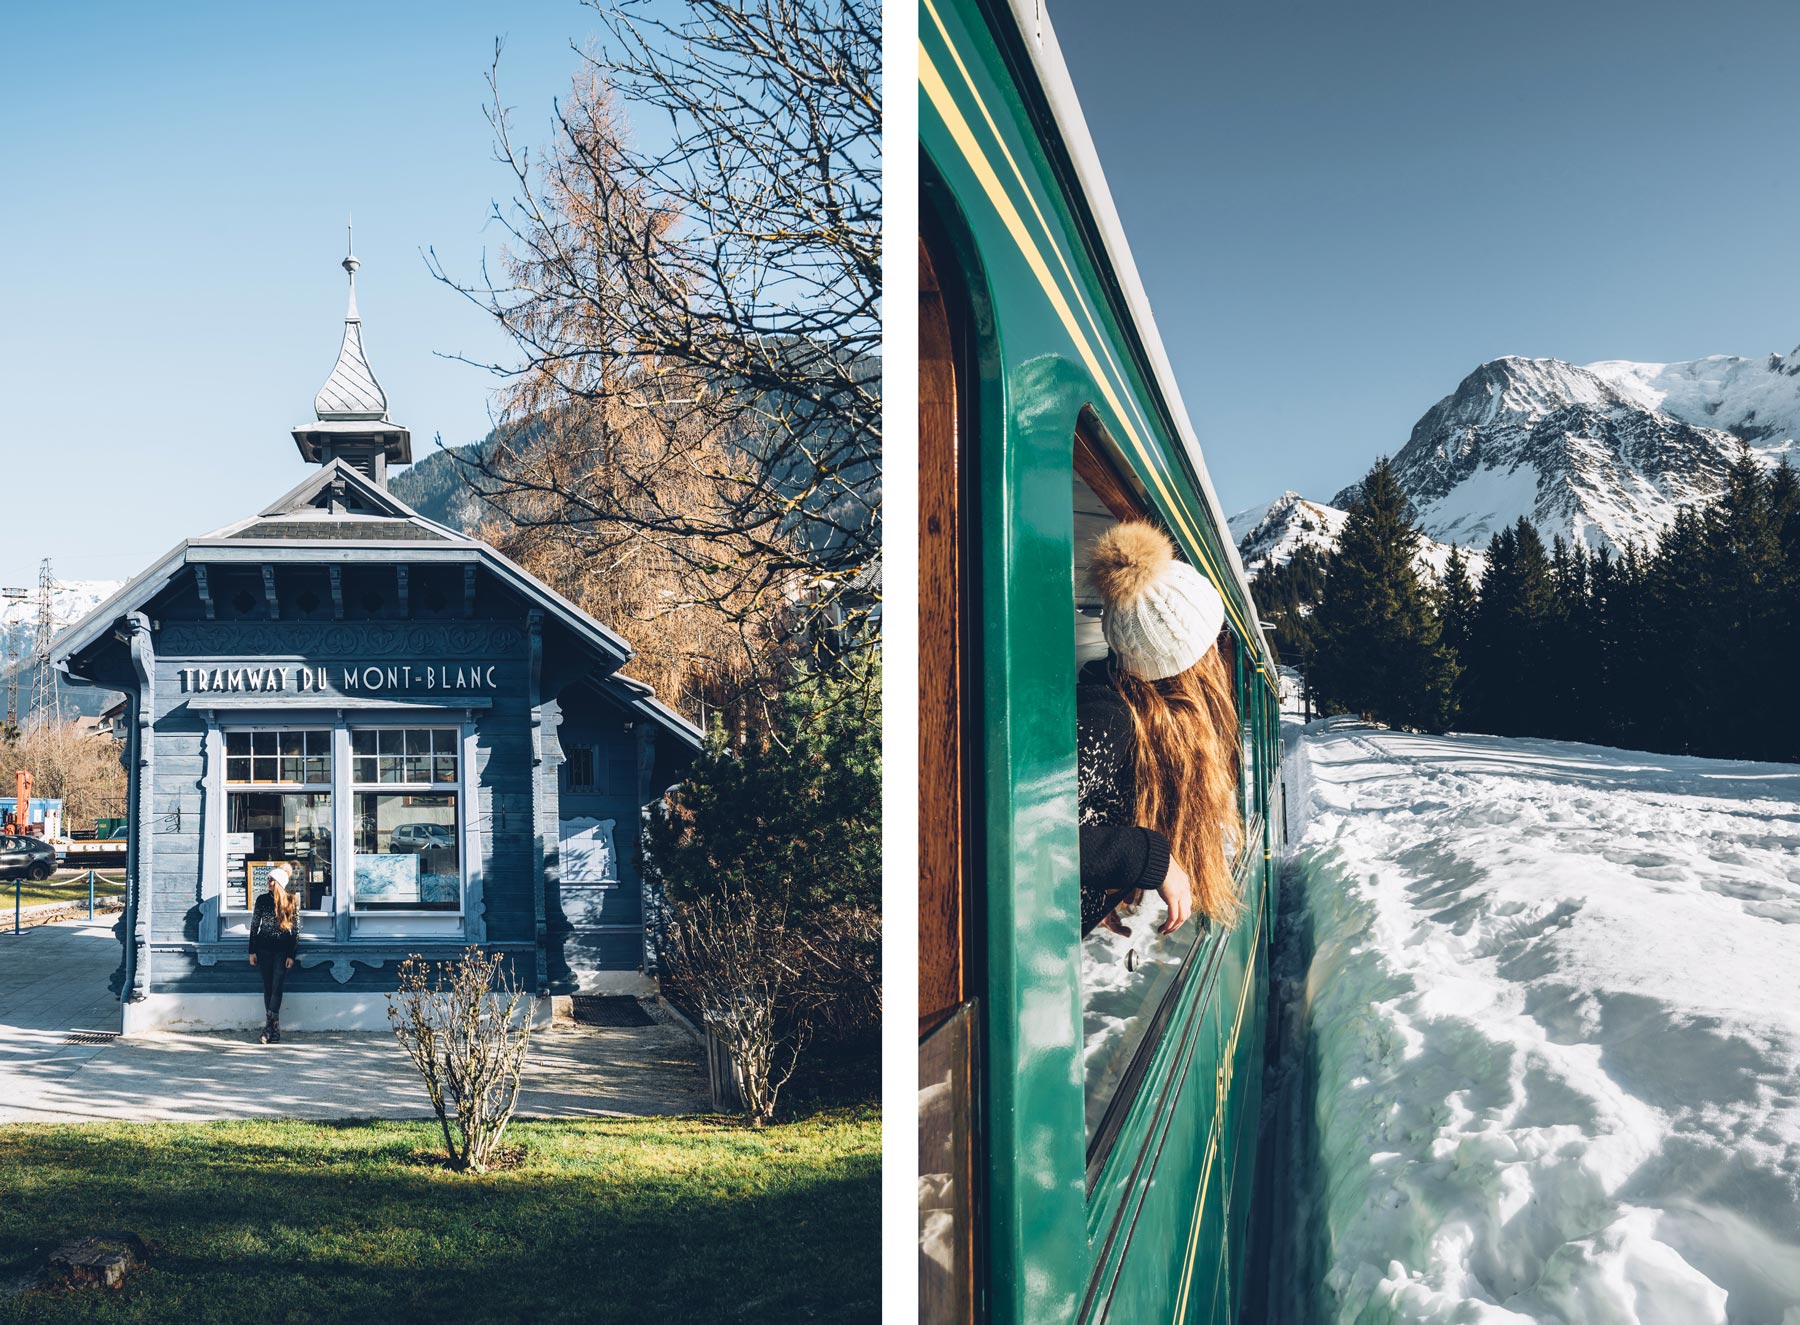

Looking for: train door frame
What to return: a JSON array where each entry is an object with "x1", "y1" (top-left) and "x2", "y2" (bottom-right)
[{"x1": 919, "y1": 180, "x2": 988, "y2": 1324}]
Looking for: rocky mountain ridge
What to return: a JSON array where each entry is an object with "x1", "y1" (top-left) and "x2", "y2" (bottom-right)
[{"x1": 1240, "y1": 344, "x2": 1800, "y2": 578}]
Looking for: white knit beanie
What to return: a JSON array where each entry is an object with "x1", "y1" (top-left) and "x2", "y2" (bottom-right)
[{"x1": 1088, "y1": 521, "x2": 1225, "y2": 680}]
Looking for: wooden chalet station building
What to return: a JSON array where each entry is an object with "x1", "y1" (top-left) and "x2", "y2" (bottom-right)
[{"x1": 53, "y1": 247, "x2": 700, "y2": 1032}]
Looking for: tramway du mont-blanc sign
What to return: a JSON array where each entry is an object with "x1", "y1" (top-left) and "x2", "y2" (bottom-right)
[{"x1": 176, "y1": 663, "x2": 501, "y2": 695}]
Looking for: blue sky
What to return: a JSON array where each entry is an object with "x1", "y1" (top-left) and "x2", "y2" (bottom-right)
[
  {"x1": 1050, "y1": 0, "x2": 1800, "y2": 515},
  {"x1": 0, "y1": 1, "x2": 606, "y2": 590}
]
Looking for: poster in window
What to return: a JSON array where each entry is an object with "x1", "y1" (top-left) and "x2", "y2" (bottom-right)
[
  {"x1": 355, "y1": 853, "x2": 421, "y2": 903},
  {"x1": 246, "y1": 859, "x2": 306, "y2": 910}
]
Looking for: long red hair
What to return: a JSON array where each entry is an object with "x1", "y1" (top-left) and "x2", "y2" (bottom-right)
[
  {"x1": 271, "y1": 873, "x2": 298, "y2": 932},
  {"x1": 1112, "y1": 641, "x2": 1244, "y2": 927}
]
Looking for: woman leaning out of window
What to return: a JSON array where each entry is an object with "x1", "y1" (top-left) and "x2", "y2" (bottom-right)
[{"x1": 1077, "y1": 521, "x2": 1243, "y2": 939}]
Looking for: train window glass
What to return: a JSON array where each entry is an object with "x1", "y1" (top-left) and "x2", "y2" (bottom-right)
[{"x1": 1072, "y1": 467, "x2": 1221, "y2": 1144}]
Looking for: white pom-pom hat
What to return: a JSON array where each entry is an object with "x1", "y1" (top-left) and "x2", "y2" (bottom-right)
[{"x1": 1087, "y1": 521, "x2": 1225, "y2": 680}]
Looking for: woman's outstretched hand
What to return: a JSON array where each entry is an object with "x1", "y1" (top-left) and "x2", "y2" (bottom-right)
[{"x1": 1158, "y1": 857, "x2": 1194, "y2": 934}]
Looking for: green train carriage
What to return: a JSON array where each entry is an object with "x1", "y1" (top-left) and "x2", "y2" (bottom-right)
[{"x1": 916, "y1": 2, "x2": 1285, "y2": 1322}]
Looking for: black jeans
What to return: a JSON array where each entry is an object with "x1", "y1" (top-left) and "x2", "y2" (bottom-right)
[{"x1": 255, "y1": 949, "x2": 290, "y2": 1015}]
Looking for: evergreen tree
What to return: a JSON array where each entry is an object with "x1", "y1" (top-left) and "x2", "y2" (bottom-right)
[
  {"x1": 1438, "y1": 546, "x2": 1479, "y2": 724},
  {"x1": 1699, "y1": 450, "x2": 1782, "y2": 757},
  {"x1": 1466, "y1": 518, "x2": 1553, "y2": 737},
  {"x1": 1309, "y1": 458, "x2": 1457, "y2": 730},
  {"x1": 643, "y1": 657, "x2": 880, "y2": 917},
  {"x1": 1643, "y1": 506, "x2": 1710, "y2": 753},
  {"x1": 1769, "y1": 460, "x2": 1800, "y2": 760},
  {"x1": 1249, "y1": 544, "x2": 1331, "y2": 665}
]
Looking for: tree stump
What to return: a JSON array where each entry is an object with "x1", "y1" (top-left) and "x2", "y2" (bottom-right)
[{"x1": 47, "y1": 1233, "x2": 146, "y2": 1290}]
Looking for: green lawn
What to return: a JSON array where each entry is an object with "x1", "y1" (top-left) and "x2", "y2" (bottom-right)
[
  {"x1": 2, "y1": 874, "x2": 126, "y2": 913},
  {"x1": 0, "y1": 1107, "x2": 880, "y2": 1323}
]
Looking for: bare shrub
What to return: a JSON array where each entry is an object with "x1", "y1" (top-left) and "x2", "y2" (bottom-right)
[
  {"x1": 659, "y1": 888, "x2": 810, "y2": 1126},
  {"x1": 386, "y1": 948, "x2": 535, "y2": 1172},
  {"x1": 795, "y1": 903, "x2": 882, "y2": 1046}
]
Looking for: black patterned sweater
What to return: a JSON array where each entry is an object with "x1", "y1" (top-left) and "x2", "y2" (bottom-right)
[
  {"x1": 247, "y1": 890, "x2": 299, "y2": 959},
  {"x1": 1077, "y1": 660, "x2": 1172, "y2": 936}
]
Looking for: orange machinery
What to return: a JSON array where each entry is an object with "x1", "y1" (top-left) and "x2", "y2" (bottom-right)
[{"x1": 6, "y1": 769, "x2": 31, "y2": 835}]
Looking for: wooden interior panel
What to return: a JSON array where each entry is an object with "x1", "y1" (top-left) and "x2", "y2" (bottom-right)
[
  {"x1": 919, "y1": 234, "x2": 965, "y2": 1028},
  {"x1": 1074, "y1": 418, "x2": 1149, "y2": 522}
]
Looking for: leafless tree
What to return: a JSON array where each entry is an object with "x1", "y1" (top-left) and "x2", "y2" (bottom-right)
[
  {"x1": 795, "y1": 901, "x2": 882, "y2": 1043},
  {"x1": 0, "y1": 721, "x2": 126, "y2": 834},
  {"x1": 387, "y1": 948, "x2": 535, "y2": 1172},
  {"x1": 430, "y1": 0, "x2": 880, "y2": 649},
  {"x1": 659, "y1": 887, "x2": 812, "y2": 1125}
]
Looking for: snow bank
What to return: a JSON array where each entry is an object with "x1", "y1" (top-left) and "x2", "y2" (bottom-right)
[{"x1": 1274, "y1": 719, "x2": 1800, "y2": 1324}]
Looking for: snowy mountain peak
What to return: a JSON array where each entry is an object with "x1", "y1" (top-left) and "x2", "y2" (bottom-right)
[
  {"x1": 1236, "y1": 490, "x2": 1481, "y2": 583},
  {"x1": 1328, "y1": 344, "x2": 1800, "y2": 553},
  {"x1": 1233, "y1": 492, "x2": 1347, "y2": 575},
  {"x1": 0, "y1": 580, "x2": 124, "y2": 635}
]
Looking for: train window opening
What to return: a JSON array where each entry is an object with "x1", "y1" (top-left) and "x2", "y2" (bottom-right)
[
  {"x1": 1071, "y1": 458, "x2": 1218, "y2": 1149},
  {"x1": 1071, "y1": 431, "x2": 1249, "y2": 1166}
]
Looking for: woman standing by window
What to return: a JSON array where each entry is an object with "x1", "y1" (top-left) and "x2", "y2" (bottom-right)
[
  {"x1": 247, "y1": 865, "x2": 299, "y2": 1043},
  {"x1": 1078, "y1": 520, "x2": 1243, "y2": 938}
]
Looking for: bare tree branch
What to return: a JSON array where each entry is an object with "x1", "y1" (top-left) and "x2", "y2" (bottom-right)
[{"x1": 429, "y1": 0, "x2": 880, "y2": 661}]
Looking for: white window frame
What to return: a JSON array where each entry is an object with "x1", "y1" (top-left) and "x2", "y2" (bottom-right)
[
  {"x1": 346, "y1": 725, "x2": 468, "y2": 919},
  {"x1": 220, "y1": 726, "x2": 336, "y2": 916}
]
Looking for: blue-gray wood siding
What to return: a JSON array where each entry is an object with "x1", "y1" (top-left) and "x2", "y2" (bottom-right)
[
  {"x1": 543, "y1": 688, "x2": 655, "y2": 991},
  {"x1": 141, "y1": 617, "x2": 538, "y2": 992}
]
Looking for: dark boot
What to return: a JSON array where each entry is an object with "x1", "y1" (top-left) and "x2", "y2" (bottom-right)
[
  {"x1": 258, "y1": 1013, "x2": 273, "y2": 1045},
  {"x1": 269, "y1": 1014, "x2": 281, "y2": 1044}
]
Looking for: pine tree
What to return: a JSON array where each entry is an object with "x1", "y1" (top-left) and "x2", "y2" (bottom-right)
[
  {"x1": 1769, "y1": 461, "x2": 1800, "y2": 760},
  {"x1": 642, "y1": 656, "x2": 880, "y2": 917},
  {"x1": 1644, "y1": 507, "x2": 1710, "y2": 753},
  {"x1": 1466, "y1": 518, "x2": 1553, "y2": 737},
  {"x1": 1309, "y1": 458, "x2": 1457, "y2": 730},
  {"x1": 1249, "y1": 544, "x2": 1331, "y2": 665},
  {"x1": 1700, "y1": 450, "x2": 1782, "y2": 757},
  {"x1": 1438, "y1": 546, "x2": 1479, "y2": 724}
]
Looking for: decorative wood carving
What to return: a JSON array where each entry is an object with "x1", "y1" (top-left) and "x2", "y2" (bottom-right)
[{"x1": 155, "y1": 621, "x2": 526, "y2": 658}]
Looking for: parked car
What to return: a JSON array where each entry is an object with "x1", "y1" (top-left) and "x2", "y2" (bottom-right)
[
  {"x1": 0, "y1": 835, "x2": 57, "y2": 882},
  {"x1": 388, "y1": 823, "x2": 453, "y2": 854}
]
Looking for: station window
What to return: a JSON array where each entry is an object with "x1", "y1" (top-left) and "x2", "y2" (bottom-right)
[
  {"x1": 1072, "y1": 429, "x2": 1241, "y2": 1157},
  {"x1": 224, "y1": 729, "x2": 333, "y2": 912},
  {"x1": 349, "y1": 728, "x2": 462, "y2": 912},
  {"x1": 566, "y1": 745, "x2": 596, "y2": 791}
]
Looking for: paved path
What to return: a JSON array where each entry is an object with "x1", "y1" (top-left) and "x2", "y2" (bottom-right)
[{"x1": 0, "y1": 918, "x2": 709, "y2": 1124}]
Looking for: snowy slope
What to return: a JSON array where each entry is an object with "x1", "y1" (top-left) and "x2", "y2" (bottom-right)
[
  {"x1": 1590, "y1": 348, "x2": 1800, "y2": 458},
  {"x1": 1267, "y1": 720, "x2": 1800, "y2": 1324},
  {"x1": 1234, "y1": 492, "x2": 1349, "y2": 574},
  {"x1": 1235, "y1": 491, "x2": 1483, "y2": 582}
]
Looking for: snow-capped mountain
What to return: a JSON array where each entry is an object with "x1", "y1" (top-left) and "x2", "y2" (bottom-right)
[
  {"x1": 0, "y1": 579, "x2": 127, "y2": 643},
  {"x1": 1230, "y1": 492, "x2": 1346, "y2": 572},
  {"x1": 1237, "y1": 343, "x2": 1800, "y2": 579},
  {"x1": 1589, "y1": 346, "x2": 1800, "y2": 455},
  {"x1": 1329, "y1": 355, "x2": 1775, "y2": 552},
  {"x1": 1234, "y1": 491, "x2": 1481, "y2": 582},
  {"x1": 0, "y1": 579, "x2": 128, "y2": 720}
]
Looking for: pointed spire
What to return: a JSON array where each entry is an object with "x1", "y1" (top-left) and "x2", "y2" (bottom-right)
[
  {"x1": 342, "y1": 216, "x2": 360, "y2": 322},
  {"x1": 314, "y1": 226, "x2": 387, "y2": 421}
]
